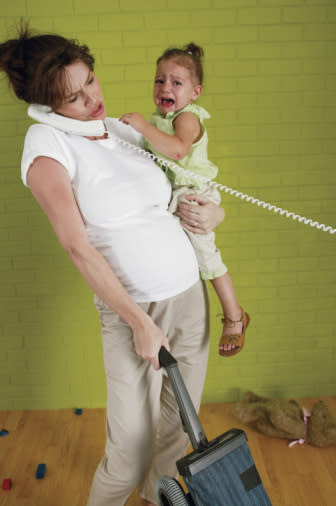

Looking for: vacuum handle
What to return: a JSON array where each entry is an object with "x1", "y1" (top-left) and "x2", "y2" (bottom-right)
[
  {"x1": 158, "y1": 346, "x2": 177, "y2": 367},
  {"x1": 159, "y1": 347, "x2": 208, "y2": 450}
]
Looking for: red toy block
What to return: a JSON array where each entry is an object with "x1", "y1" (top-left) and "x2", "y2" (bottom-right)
[{"x1": 2, "y1": 478, "x2": 12, "y2": 490}]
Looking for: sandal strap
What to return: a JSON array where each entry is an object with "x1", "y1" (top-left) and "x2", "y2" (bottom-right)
[
  {"x1": 226, "y1": 335, "x2": 239, "y2": 345},
  {"x1": 220, "y1": 312, "x2": 243, "y2": 328}
]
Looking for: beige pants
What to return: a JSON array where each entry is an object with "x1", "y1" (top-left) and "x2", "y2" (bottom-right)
[{"x1": 86, "y1": 280, "x2": 209, "y2": 506}]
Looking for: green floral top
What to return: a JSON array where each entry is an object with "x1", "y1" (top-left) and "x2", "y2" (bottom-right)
[{"x1": 144, "y1": 104, "x2": 218, "y2": 188}]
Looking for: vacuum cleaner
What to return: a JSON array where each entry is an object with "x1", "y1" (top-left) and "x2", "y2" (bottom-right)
[{"x1": 155, "y1": 347, "x2": 272, "y2": 506}]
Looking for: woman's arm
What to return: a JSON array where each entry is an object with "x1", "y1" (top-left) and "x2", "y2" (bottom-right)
[
  {"x1": 119, "y1": 111, "x2": 200, "y2": 160},
  {"x1": 27, "y1": 156, "x2": 169, "y2": 370},
  {"x1": 177, "y1": 194, "x2": 225, "y2": 234}
]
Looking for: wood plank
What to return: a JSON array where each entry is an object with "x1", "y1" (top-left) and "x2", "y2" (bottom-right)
[{"x1": 0, "y1": 397, "x2": 335, "y2": 505}]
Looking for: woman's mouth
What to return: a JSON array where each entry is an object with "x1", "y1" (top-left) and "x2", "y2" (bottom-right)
[{"x1": 91, "y1": 102, "x2": 105, "y2": 118}]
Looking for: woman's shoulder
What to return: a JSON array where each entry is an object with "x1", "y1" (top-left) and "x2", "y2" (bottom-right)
[
  {"x1": 25, "y1": 122, "x2": 68, "y2": 143},
  {"x1": 22, "y1": 124, "x2": 77, "y2": 188},
  {"x1": 26, "y1": 122, "x2": 57, "y2": 133}
]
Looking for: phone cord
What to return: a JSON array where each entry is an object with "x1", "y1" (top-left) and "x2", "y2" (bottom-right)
[{"x1": 110, "y1": 133, "x2": 336, "y2": 236}]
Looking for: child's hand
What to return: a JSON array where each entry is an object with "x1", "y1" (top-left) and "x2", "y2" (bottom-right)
[{"x1": 119, "y1": 113, "x2": 148, "y2": 134}]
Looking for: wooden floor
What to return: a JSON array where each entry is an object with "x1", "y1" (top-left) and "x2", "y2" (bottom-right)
[{"x1": 1, "y1": 397, "x2": 335, "y2": 506}]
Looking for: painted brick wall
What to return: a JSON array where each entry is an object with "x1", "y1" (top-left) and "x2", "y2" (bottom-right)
[{"x1": 0, "y1": 0, "x2": 335, "y2": 410}]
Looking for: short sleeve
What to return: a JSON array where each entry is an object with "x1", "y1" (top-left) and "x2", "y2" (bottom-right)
[
  {"x1": 21, "y1": 124, "x2": 77, "y2": 187},
  {"x1": 177, "y1": 104, "x2": 210, "y2": 123}
]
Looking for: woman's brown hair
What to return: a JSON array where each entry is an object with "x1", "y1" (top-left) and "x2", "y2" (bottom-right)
[
  {"x1": 0, "y1": 22, "x2": 95, "y2": 108},
  {"x1": 156, "y1": 42, "x2": 204, "y2": 85}
]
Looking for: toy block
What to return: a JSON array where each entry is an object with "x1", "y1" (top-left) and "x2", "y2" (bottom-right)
[
  {"x1": 74, "y1": 408, "x2": 83, "y2": 415},
  {"x1": 2, "y1": 478, "x2": 12, "y2": 490},
  {"x1": 0, "y1": 429, "x2": 9, "y2": 436},
  {"x1": 35, "y1": 463, "x2": 46, "y2": 479}
]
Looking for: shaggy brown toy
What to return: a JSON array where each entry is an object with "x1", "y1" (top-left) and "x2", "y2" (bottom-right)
[{"x1": 234, "y1": 391, "x2": 336, "y2": 448}]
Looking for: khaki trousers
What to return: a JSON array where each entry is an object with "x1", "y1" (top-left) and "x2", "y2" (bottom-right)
[{"x1": 86, "y1": 280, "x2": 209, "y2": 506}]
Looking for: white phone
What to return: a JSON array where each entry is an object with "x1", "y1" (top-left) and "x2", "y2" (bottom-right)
[{"x1": 28, "y1": 104, "x2": 106, "y2": 136}]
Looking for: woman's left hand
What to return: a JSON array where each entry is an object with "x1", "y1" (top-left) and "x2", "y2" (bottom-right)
[{"x1": 176, "y1": 194, "x2": 225, "y2": 234}]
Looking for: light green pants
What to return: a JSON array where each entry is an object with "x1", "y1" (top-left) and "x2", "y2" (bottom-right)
[
  {"x1": 86, "y1": 280, "x2": 209, "y2": 506},
  {"x1": 169, "y1": 184, "x2": 228, "y2": 280}
]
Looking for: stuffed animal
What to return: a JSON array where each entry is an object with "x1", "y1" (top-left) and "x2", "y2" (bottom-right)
[{"x1": 234, "y1": 391, "x2": 336, "y2": 448}]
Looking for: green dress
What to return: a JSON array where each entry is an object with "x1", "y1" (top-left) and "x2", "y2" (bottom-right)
[
  {"x1": 144, "y1": 103, "x2": 227, "y2": 280},
  {"x1": 144, "y1": 104, "x2": 218, "y2": 188}
]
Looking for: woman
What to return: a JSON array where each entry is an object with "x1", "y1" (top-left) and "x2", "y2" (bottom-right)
[{"x1": 0, "y1": 26, "x2": 224, "y2": 506}]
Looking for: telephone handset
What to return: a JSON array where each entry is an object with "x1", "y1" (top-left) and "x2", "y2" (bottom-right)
[
  {"x1": 27, "y1": 104, "x2": 335, "y2": 235},
  {"x1": 28, "y1": 104, "x2": 107, "y2": 137}
]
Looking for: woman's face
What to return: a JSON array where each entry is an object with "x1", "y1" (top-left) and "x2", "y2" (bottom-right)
[{"x1": 54, "y1": 60, "x2": 106, "y2": 121}]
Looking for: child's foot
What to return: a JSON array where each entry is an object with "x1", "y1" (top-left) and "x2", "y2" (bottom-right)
[{"x1": 218, "y1": 308, "x2": 250, "y2": 357}]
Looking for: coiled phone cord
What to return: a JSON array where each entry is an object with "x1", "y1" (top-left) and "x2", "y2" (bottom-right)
[{"x1": 111, "y1": 133, "x2": 336, "y2": 236}]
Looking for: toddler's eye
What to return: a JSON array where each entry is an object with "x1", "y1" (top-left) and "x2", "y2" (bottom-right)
[
  {"x1": 155, "y1": 79, "x2": 164, "y2": 84},
  {"x1": 174, "y1": 81, "x2": 182, "y2": 86}
]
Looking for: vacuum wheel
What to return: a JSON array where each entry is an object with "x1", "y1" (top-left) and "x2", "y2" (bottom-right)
[{"x1": 155, "y1": 475, "x2": 189, "y2": 506}]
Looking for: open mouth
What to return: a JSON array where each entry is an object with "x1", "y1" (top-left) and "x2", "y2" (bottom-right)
[{"x1": 160, "y1": 98, "x2": 175, "y2": 106}]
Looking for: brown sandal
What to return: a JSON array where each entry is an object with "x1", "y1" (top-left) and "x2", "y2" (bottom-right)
[{"x1": 219, "y1": 308, "x2": 250, "y2": 357}]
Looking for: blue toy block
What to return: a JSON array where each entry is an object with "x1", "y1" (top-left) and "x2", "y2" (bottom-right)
[
  {"x1": 36, "y1": 463, "x2": 46, "y2": 479},
  {"x1": 74, "y1": 408, "x2": 83, "y2": 415},
  {"x1": 0, "y1": 429, "x2": 9, "y2": 436}
]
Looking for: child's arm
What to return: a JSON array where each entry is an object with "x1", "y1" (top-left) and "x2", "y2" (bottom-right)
[{"x1": 119, "y1": 111, "x2": 201, "y2": 161}]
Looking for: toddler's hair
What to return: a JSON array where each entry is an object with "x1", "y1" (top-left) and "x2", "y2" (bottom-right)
[
  {"x1": 0, "y1": 21, "x2": 95, "y2": 108},
  {"x1": 156, "y1": 42, "x2": 204, "y2": 85}
]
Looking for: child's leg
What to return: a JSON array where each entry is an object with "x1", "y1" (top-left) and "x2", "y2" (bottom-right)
[
  {"x1": 211, "y1": 273, "x2": 249, "y2": 356},
  {"x1": 170, "y1": 185, "x2": 250, "y2": 356}
]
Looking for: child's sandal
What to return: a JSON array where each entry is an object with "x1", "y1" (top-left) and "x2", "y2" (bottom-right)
[{"x1": 219, "y1": 308, "x2": 250, "y2": 357}]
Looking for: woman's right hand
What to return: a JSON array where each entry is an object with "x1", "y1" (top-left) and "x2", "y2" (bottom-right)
[{"x1": 132, "y1": 319, "x2": 170, "y2": 371}]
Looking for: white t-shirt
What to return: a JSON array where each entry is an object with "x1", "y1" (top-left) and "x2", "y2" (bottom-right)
[{"x1": 21, "y1": 119, "x2": 199, "y2": 302}]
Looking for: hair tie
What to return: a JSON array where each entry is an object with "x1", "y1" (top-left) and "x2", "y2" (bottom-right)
[{"x1": 187, "y1": 51, "x2": 192, "y2": 55}]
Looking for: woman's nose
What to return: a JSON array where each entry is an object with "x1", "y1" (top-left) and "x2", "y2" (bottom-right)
[{"x1": 84, "y1": 92, "x2": 97, "y2": 105}]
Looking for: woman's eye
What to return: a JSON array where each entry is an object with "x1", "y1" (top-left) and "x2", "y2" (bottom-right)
[
  {"x1": 88, "y1": 76, "x2": 94, "y2": 85},
  {"x1": 155, "y1": 79, "x2": 163, "y2": 84},
  {"x1": 174, "y1": 81, "x2": 182, "y2": 86}
]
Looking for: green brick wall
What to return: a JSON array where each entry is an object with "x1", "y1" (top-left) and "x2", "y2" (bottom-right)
[{"x1": 0, "y1": 0, "x2": 335, "y2": 410}]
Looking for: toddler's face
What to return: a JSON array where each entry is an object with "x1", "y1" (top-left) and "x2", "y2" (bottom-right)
[{"x1": 153, "y1": 59, "x2": 201, "y2": 115}]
